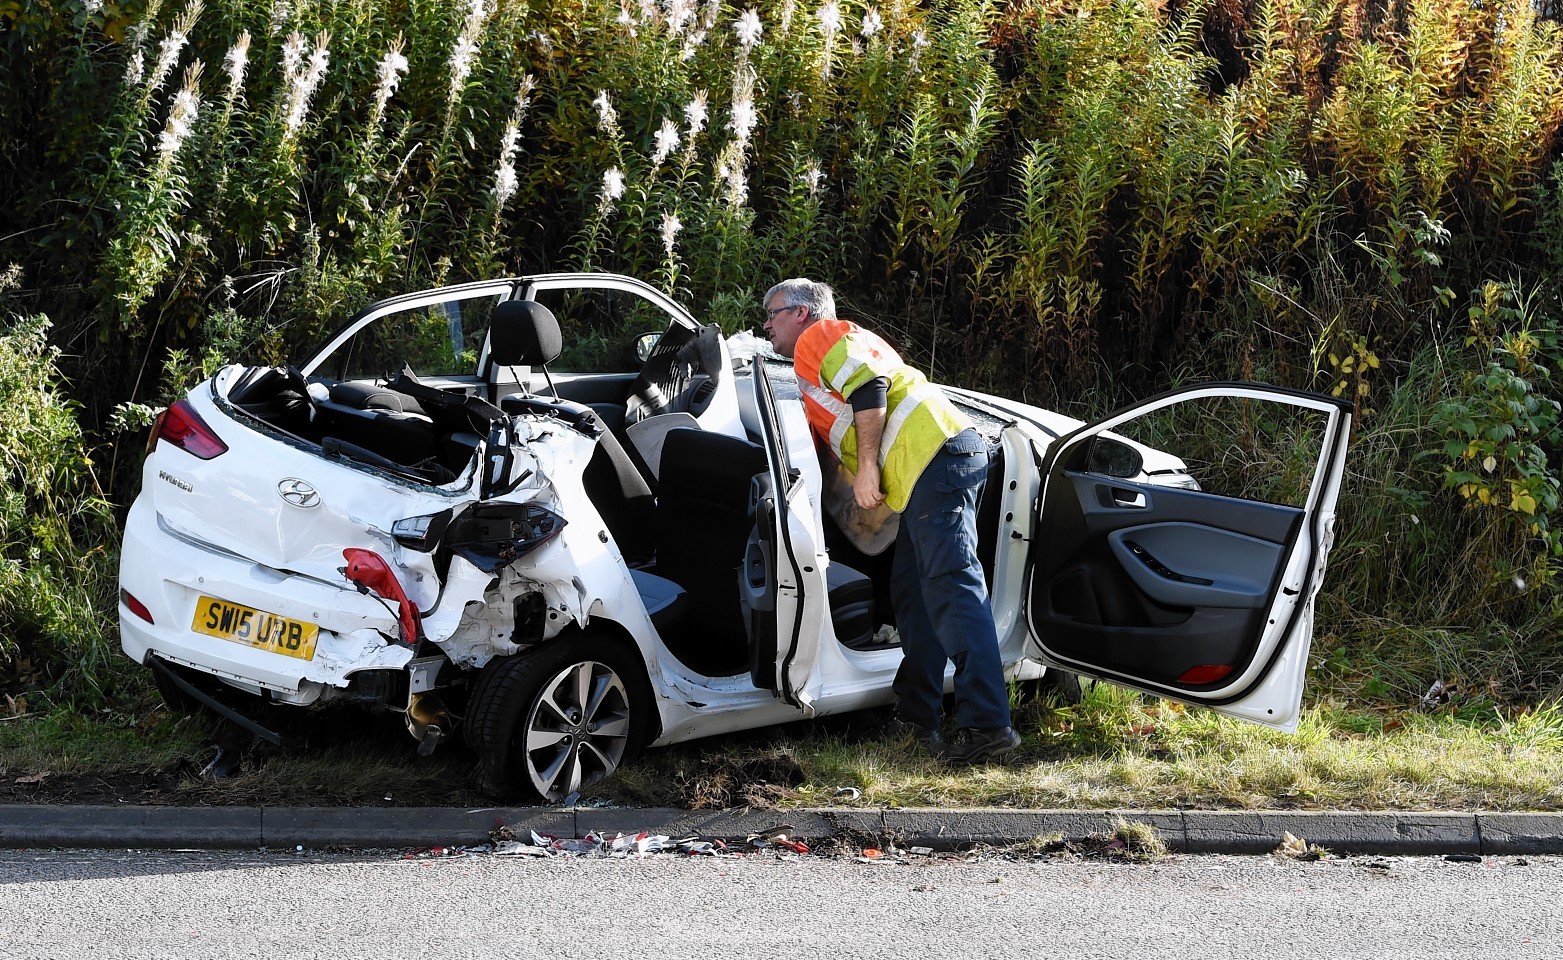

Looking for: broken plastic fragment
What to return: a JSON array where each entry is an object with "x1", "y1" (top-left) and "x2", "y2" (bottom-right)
[{"x1": 492, "y1": 841, "x2": 549, "y2": 857}]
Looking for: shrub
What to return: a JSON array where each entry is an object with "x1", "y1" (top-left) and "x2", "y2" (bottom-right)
[{"x1": 0, "y1": 270, "x2": 120, "y2": 707}]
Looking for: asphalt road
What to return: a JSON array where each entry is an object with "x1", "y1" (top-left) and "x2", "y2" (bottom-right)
[{"x1": 0, "y1": 850, "x2": 1557, "y2": 959}]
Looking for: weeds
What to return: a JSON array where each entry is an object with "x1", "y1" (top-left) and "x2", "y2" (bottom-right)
[
  {"x1": 1, "y1": 0, "x2": 1563, "y2": 710},
  {"x1": 0, "y1": 276, "x2": 120, "y2": 708}
]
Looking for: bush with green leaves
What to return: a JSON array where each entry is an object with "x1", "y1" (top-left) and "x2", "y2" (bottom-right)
[
  {"x1": 2, "y1": 0, "x2": 1563, "y2": 706},
  {"x1": 0, "y1": 276, "x2": 119, "y2": 707}
]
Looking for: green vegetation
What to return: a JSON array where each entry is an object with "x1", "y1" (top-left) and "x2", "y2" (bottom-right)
[
  {"x1": 2, "y1": 0, "x2": 1563, "y2": 741},
  {"x1": 8, "y1": 685, "x2": 1563, "y2": 810}
]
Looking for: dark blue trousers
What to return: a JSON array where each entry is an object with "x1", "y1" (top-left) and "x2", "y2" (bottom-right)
[{"x1": 889, "y1": 429, "x2": 1012, "y2": 731}]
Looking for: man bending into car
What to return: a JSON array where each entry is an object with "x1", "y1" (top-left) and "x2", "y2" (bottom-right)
[{"x1": 762, "y1": 278, "x2": 1020, "y2": 764}]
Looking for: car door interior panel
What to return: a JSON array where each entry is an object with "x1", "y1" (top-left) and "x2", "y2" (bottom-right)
[
  {"x1": 1030, "y1": 470, "x2": 1305, "y2": 689},
  {"x1": 1106, "y1": 523, "x2": 1285, "y2": 609}
]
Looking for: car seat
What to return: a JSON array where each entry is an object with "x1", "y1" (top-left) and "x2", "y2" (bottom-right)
[{"x1": 490, "y1": 299, "x2": 657, "y2": 564}]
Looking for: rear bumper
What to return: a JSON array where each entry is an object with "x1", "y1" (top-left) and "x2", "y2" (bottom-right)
[{"x1": 119, "y1": 498, "x2": 415, "y2": 697}]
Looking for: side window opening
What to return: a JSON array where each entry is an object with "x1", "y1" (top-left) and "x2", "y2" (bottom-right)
[{"x1": 324, "y1": 295, "x2": 501, "y2": 383}]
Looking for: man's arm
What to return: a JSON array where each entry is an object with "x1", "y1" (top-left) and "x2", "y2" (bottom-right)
[
  {"x1": 852, "y1": 405, "x2": 887, "y2": 510},
  {"x1": 846, "y1": 376, "x2": 889, "y2": 510}
]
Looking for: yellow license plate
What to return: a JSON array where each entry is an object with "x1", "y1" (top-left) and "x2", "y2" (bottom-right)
[{"x1": 191, "y1": 596, "x2": 319, "y2": 661}]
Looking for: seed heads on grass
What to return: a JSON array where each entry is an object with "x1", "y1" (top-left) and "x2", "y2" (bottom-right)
[
  {"x1": 661, "y1": 211, "x2": 682, "y2": 256},
  {"x1": 684, "y1": 90, "x2": 709, "y2": 138},
  {"x1": 728, "y1": 94, "x2": 758, "y2": 147},
  {"x1": 156, "y1": 62, "x2": 202, "y2": 169},
  {"x1": 148, "y1": 0, "x2": 201, "y2": 93},
  {"x1": 123, "y1": 20, "x2": 150, "y2": 85},
  {"x1": 267, "y1": 0, "x2": 290, "y2": 35},
  {"x1": 651, "y1": 118, "x2": 680, "y2": 168},
  {"x1": 489, "y1": 77, "x2": 536, "y2": 216},
  {"x1": 817, "y1": 1, "x2": 841, "y2": 35},
  {"x1": 368, "y1": 36, "x2": 409, "y2": 134},
  {"x1": 601, "y1": 167, "x2": 626, "y2": 206},
  {"x1": 735, "y1": 8, "x2": 762, "y2": 48},
  {"x1": 594, "y1": 90, "x2": 620, "y2": 136},
  {"x1": 280, "y1": 31, "x2": 330, "y2": 140},
  {"x1": 222, "y1": 32, "x2": 250, "y2": 102},
  {"x1": 664, "y1": 0, "x2": 695, "y2": 36},
  {"x1": 817, "y1": 0, "x2": 841, "y2": 79},
  {"x1": 448, "y1": 0, "x2": 489, "y2": 102},
  {"x1": 861, "y1": 7, "x2": 883, "y2": 39}
]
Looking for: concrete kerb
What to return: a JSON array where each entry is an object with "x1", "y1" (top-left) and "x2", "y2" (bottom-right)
[{"x1": 2, "y1": 805, "x2": 1562, "y2": 855}]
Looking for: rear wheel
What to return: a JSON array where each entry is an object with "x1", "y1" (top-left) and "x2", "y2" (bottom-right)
[
  {"x1": 1015, "y1": 668, "x2": 1086, "y2": 707},
  {"x1": 471, "y1": 636, "x2": 652, "y2": 802}
]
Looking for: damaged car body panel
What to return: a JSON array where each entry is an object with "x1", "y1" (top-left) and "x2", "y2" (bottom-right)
[{"x1": 120, "y1": 271, "x2": 1350, "y2": 803}]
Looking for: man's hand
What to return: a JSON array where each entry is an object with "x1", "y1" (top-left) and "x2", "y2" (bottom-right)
[
  {"x1": 853, "y1": 461, "x2": 885, "y2": 510},
  {"x1": 852, "y1": 405, "x2": 887, "y2": 510}
]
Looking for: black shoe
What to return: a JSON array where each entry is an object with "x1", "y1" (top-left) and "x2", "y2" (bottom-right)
[
  {"x1": 882, "y1": 716, "x2": 943, "y2": 752},
  {"x1": 940, "y1": 726, "x2": 1021, "y2": 764}
]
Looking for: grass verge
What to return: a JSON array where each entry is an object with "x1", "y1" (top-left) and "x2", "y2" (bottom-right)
[{"x1": 5, "y1": 682, "x2": 1562, "y2": 811}]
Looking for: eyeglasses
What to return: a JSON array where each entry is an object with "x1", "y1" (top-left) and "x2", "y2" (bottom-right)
[{"x1": 765, "y1": 304, "x2": 797, "y2": 319}]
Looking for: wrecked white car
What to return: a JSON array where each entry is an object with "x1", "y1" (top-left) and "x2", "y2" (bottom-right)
[{"x1": 120, "y1": 272, "x2": 1351, "y2": 801}]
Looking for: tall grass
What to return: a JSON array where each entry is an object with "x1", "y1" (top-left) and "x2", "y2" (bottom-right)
[
  {"x1": 1, "y1": 0, "x2": 1563, "y2": 707},
  {"x1": 0, "y1": 271, "x2": 119, "y2": 707}
]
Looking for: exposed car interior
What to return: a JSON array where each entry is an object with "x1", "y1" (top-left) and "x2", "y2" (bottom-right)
[{"x1": 221, "y1": 295, "x2": 905, "y2": 682}]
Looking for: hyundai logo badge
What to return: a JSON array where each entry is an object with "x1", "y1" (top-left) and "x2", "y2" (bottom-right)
[{"x1": 278, "y1": 478, "x2": 321, "y2": 508}]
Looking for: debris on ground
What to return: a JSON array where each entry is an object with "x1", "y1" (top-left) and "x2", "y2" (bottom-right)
[
  {"x1": 1418, "y1": 679, "x2": 1458, "y2": 710},
  {"x1": 747, "y1": 823, "x2": 810, "y2": 853},
  {"x1": 1274, "y1": 830, "x2": 1333, "y2": 861},
  {"x1": 668, "y1": 751, "x2": 807, "y2": 809},
  {"x1": 474, "y1": 825, "x2": 789, "y2": 859},
  {"x1": 1009, "y1": 827, "x2": 1166, "y2": 862}
]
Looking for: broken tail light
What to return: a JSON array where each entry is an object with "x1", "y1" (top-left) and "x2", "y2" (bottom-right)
[
  {"x1": 342, "y1": 548, "x2": 420, "y2": 646},
  {"x1": 149, "y1": 400, "x2": 229, "y2": 460},
  {"x1": 445, "y1": 501, "x2": 567, "y2": 573}
]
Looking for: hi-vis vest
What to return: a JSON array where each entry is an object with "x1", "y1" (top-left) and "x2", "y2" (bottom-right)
[{"x1": 793, "y1": 318, "x2": 969, "y2": 512}]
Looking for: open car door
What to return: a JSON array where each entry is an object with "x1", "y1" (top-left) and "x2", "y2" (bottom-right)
[
  {"x1": 740, "y1": 358, "x2": 829, "y2": 711},
  {"x1": 1024, "y1": 383, "x2": 1352, "y2": 731}
]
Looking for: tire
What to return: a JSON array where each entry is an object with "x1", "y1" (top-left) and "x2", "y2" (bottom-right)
[
  {"x1": 470, "y1": 636, "x2": 652, "y2": 802},
  {"x1": 1017, "y1": 668, "x2": 1085, "y2": 706},
  {"x1": 461, "y1": 657, "x2": 503, "y2": 751}
]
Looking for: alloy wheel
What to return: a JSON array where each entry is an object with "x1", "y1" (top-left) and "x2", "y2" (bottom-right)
[{"x1": 519, "y1": 660, "x2": 632, "y2": 801}]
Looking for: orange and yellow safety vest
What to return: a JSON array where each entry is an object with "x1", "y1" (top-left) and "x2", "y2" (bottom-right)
[{"x1": 793, "y1": 318, "x2": 970, "y2": 512}]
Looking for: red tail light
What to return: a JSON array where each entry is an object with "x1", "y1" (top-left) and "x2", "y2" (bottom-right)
[
  {"x1": 121, "y1": 589, "x2": 154, "y2": 624},
  {"x1": 149, "y1": 400, "x2": 228, "y2": 460},
  {"x1": 342, "y1": 548, "x2": 421, "y2": 646}
]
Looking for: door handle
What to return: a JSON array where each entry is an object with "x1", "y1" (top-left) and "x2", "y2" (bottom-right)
[{"x1": 1112, "y1": 489, "x2": 1146, "y2": 508}]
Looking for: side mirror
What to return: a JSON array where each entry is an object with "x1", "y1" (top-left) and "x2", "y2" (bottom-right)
[
  {"x1": 1085, "y1": 436, "x2": 1144, "y2": 479},
  {"x1": 633, "y1": 332, "x2": 662, "y2": 363}
]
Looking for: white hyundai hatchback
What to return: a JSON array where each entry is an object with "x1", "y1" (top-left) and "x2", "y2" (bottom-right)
[{"x1": 120, "y1": 272, "x2": 1351, "y2": 802}]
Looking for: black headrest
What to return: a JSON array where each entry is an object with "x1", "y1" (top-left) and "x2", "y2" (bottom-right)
[{"x1": 489, "y1": 299, "x2": 562, "y2": 367}]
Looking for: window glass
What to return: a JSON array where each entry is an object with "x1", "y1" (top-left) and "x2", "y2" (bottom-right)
[
  {"x1": 323, "y1": 294, "x2": 501, "y2": 382},
  {"x1": 1095, "y1": 395, "x2": 1327, "y2": 509},
  {"x1": 529, "y1": 287, "x2": 677, "y2": 373}
]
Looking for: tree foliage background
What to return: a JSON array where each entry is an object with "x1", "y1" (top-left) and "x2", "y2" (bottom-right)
[{"x1": 2, "y1": 0, "x2": 1563, "y2": 711}]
